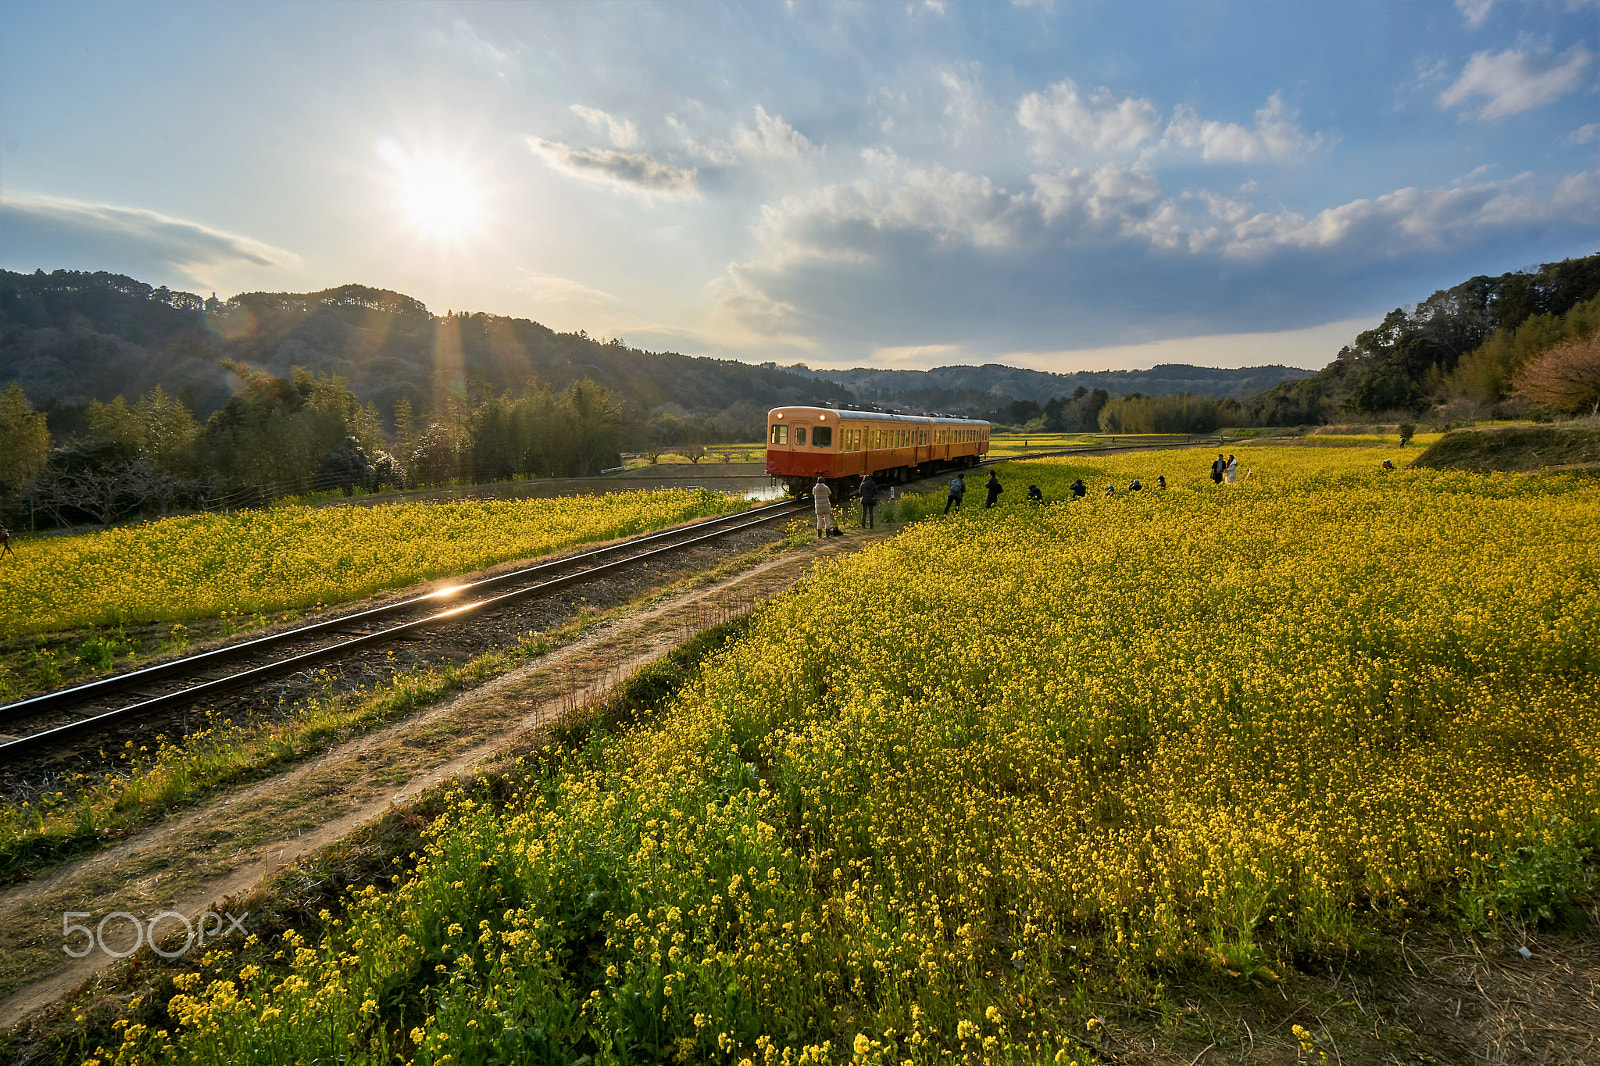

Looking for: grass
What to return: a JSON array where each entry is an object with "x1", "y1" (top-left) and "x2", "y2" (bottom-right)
[{"x1": 1411, "y1": 424, "x2": 1600, "y2": 472}]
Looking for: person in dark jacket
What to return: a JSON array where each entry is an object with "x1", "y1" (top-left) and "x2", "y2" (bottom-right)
[
  {"x1": 1070, "y1": 478, "x2": 1086, "y2": 499},
  {"x1": 1210, "y1": 453, "x2": 1226, "y2": 485},
  {"x1": 944, "y1": 473, "x2": 966, "y2": 514},
  {"x1": 1026, "y1": 484, "x2": 1043, "y2": 504},
  {"x1": 859, "y1": 473, "x2": 879, "y2": 529},
  {"x1": 984, "y1": 471, "x2": 1003, "y2": 508}
]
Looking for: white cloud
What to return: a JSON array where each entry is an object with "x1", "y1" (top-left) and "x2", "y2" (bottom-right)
[
  {"x1": 1029, "y1": 165, "x2": 1163, "y2": 233},
  {"x1": 665, "y1": 106, "x2": 814, "y2": 168},
  {"x1": 665, "y1": 115, "x2": 737, "y2": 165},
  {"x1": 1162, "y1": 93, "x2": 1324, "y2": 164},
  {"x1": 1438, "y1": 44, "x2": 1592, "y2": 120},
  {"x1": 1206, "y1": 169, "x2": 1599, "y2": 257},
  {"x1": 1017, "y1": 78, "x2": 1162, "y2": 156},
  {"x1": 570, "y1": 104, "x2": 639, "y2": 149},
  {"x1": 527, "y1": 138, "x2": 699, "y2": 200},
  {"x1": 731, "y1": 105, "x2": 815, "y2": 161},
  {"x1": 0, "y1": 193, "x2": 301, "y2": 287},
  {"x1": 1456, "y1": 0, "x2": 1494, "y2": 29},
  {"x1": 1562, "y1": 123, "x2": 1599, "y2": 145},
  {"x1": 750, "y1": 166, "x2": 1037, "y2": 262},
  {"x1": 712, "y1": 161, "x2": 1599, "y2": 345},
  {"x1": 1019, "y1": 82, "x2": 1325, "y2": 166},
  {"x1": 937, "y1": 68, "x2": 985, "y2": 145}
]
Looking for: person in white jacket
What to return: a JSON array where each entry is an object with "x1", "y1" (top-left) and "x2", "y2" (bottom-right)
[{"x1": 812, "y1": 477, "x2": 838, "y2": 537}]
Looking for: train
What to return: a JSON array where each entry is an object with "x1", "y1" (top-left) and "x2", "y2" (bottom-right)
[{"x1": 765, "y1": 405, "x2": 990, "y2": 498}]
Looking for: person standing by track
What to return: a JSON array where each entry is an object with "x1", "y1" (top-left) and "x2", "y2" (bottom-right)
[
  {"x1": 812, "y1": 476, "x2": 838, "y2": 538},
  {"x1": 859, "y1": 473, "x2": 879, "y2": 529},
  {"x1": 984, "y1": 470, "x2": 1004, "y2": 509},
  {"x1": 0, "y1": 526, "x2": 12, "y2": 558}
]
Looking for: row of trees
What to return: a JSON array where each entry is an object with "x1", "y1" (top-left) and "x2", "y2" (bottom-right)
[
  {"x1": 0, "y1": 368, "x2": 641, "y2": 528},
  {"x1": 992, "y1": 387, "x2": 1235, "y2": 434}
]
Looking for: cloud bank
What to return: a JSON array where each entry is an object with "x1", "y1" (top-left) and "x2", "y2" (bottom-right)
[{"x1": 0, "y1": 194, "x2": 301, "y2": 289}]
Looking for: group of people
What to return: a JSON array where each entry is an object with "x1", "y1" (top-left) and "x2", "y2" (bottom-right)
[
  {"x1": 1065, "y1": 474, "x2": 1169, "y2": 498},
  {"x1": 816, "y1": 454, "x2": 1235, "y2": 536},
  {"x1": 942, "y1": 470, "x2": 1007, "y2": 514},
  {"x1": 1209, "y1": 453, "x2": 1240, "y2": 486}
]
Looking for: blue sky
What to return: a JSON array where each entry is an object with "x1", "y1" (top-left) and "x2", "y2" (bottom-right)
[{"x1": 1, "y1": 0, "x2": 1596, "y2": 373}]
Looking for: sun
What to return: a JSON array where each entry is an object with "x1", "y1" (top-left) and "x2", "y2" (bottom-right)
[
  {"x1": 377, "y1": 138, "x2": 486, "y2": 242},
  {"x1": 399, "y1": 160, "x2": 484, "y2": 240}
]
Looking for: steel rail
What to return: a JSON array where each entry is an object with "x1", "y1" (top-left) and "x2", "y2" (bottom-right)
[{"x1": 0, "y1": 501, "x2": 805, "y2": 758}]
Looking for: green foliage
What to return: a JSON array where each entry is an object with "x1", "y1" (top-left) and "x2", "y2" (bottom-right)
[
  {"x1": 1448, "y1": 292, "x2": 1600, "y2": 404},
  {"x1": 1462, "y1": 818, "x2": 1592, "y2": 930},
  {"x1": 0, "y1": 382, "x2": 50, "y2": 500},
  {"x1": 1098, "y1": 392, "x2": 1223, "y2": 434}
]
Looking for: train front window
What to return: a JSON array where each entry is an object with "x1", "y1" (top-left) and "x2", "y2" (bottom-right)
[
  {"x1": 770, "y1": 424, "x2": 788, "y2": 445},
  {"x1": 812, "y1": 426, "x2": 832, "y2": 447},
  {"x1": 795, "y1": 426, "x2": 807, "y2": 445}
]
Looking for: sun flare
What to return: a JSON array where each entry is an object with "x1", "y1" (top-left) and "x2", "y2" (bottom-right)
[
  {"x1": 398, "y1": 161, "x2": 484, "y2": 239},
  {"x1": 378, "y1": 138, "x2": 486, "y2": 242}
]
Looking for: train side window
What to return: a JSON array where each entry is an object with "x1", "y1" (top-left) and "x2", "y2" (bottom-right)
[
  {"x1": 812, "y1": 426, "x2": 832, "y2": 447},
  {"x1": 795, "y1": 427, "x2": 807, "y2": 445},
  {"x1": 770, "y1": 424, "x2": 788, "y2": 445}
]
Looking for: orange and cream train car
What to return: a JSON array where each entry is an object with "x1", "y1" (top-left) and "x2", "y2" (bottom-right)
[{"x1": 766, "y1": 406, "x2": 990, "y2": 499}]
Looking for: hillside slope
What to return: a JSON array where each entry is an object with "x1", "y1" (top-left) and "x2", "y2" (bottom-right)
[
  {"x1": 1410, "y1": 425, "x2": 1600, "y2": 472},
  {"x1": 0, "y1": 272, "x2": 850, "y2": 427}
]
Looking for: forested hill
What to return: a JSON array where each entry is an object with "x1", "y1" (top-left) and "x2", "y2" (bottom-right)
[
  {"x1": 1245, "y1": 253, "x2": 1600, "y2": 422},
  {"x1": 0, "y1": 271, "x2": 850, "y2": 431},
  {"x1": 800, "y1": 362, "x2": 1314, "y2": 409}
]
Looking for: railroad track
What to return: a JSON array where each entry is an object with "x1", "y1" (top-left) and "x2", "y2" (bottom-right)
[{"x1": 0, "y1": 500, "x2": 807, "y2": 764}]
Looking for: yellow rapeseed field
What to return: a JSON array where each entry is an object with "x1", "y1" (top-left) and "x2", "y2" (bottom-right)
[
  {"x1": 0, "y1": 489, "x2": 745, "y2": 641},
  {"x1": 104, "y1": 448, "x2": 1600, "y2": 1065}
]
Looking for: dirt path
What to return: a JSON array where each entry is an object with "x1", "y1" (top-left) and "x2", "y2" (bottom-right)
[{"x1": 0, "y1": 533, "x2": 873, "y2": 1029}]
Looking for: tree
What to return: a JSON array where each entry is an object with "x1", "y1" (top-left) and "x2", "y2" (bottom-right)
[
  {"x1": 0, "y1": 383, "x2": 52, "y2": 503},
  {"x1": 1512, "y1": 333, "x2": 1600, "y2": 416}
]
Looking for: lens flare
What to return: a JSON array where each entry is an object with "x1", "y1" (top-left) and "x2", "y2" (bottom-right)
[{"x1": 378, "y1": 137, "x2": 485, "y2": 242}]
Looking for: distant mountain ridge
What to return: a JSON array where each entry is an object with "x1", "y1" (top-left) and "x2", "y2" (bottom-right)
[
  {"x1": 0, "y1": 271, "x2": 851, "y2": 435},
  {"x1": 797, "y1": 362, "x2": 1315, "y2": 406},
  {"x1": 0, "y1": 270, "x2": 1316, "y2": 432}
]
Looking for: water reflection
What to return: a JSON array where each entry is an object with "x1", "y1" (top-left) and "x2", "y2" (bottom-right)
[{"x1": 744, "y1": 483, "x2": 788, "y2": 501}]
